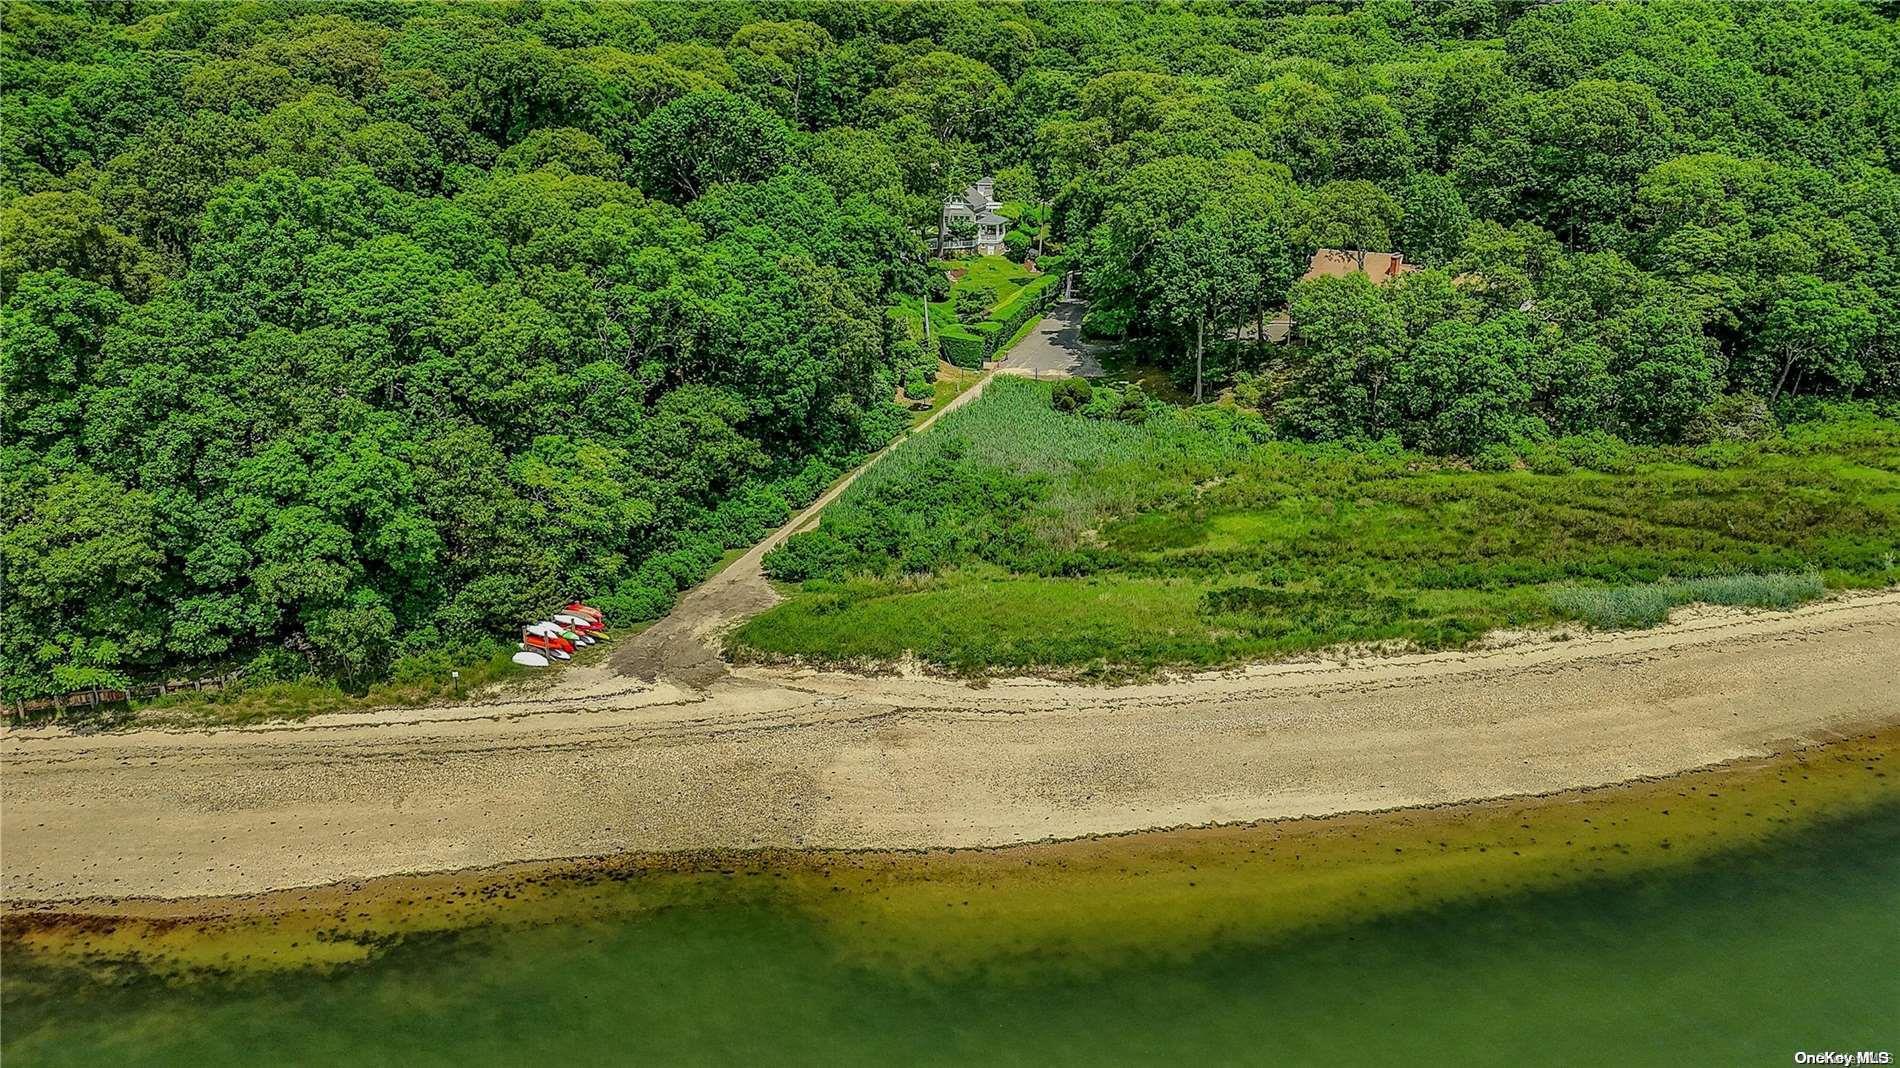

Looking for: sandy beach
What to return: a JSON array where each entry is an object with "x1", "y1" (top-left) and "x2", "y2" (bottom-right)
[{"x1": 4, "y1": 588, "x2": 1897, "y2": 904}]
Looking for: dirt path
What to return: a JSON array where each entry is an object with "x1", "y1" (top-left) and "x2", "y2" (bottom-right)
[
  {"x1": 5, "y1": 350, "x2": 1899, "y2": 904},
  {"x1": 609, "y1": 362, "x2": 1000, "y2": 687}
]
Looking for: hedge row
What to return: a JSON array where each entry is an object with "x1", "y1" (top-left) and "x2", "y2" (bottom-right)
[
  {"x1": 940, "y1": 272, "x2": 1062, "y2": 368},
  {"x1": 941, "y1": 330, "x2": 987, "y2": 368}
]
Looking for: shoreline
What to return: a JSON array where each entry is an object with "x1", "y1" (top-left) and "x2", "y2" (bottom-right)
[
  {"x1": 6, "y1": 729, "x2": 1895, "y2": 990},
  {"x1": 3, "y1": 589, "x2": 1897, "y2": 907},
  {"x1": 4, "y1": 728, "x2": 1889, "y2": 919}
]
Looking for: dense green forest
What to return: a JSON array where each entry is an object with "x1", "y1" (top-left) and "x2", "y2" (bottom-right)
[{"x1": 3, "y1": 1, "x2": 1898, "y2": 700}]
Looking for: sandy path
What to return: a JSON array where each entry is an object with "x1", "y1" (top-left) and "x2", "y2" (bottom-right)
[
  {"x1": 609, "y1": 363, "x2": 1001, "y2": 687},
  {"x1": 4, "y1": 590, "x2": 1897, "y2": 903}
]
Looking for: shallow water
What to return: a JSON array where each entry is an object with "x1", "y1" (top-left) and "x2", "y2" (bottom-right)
[{"x1": 5, "y1": 742, "x2": 1898, "y2": 1066}]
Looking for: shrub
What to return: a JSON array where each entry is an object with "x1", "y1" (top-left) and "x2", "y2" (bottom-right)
[
  {"x1": 710, "y1": 487, "x2": 792, "y2": 546},
  {"x1": 243, "y1": 647, "x2": 310, "y2": 684},
  {"x1": 1686, "y1": 393, "x2": 1775, "y2": 444},
  {"x1": 1527, "y1": 449, "x2": 1574, "y2": 475},
  {"x1": 601, "y1": 581, "x2": 673, "y2": 621},
  {"x1": 1530, "y1": 432, "x2": 1635, "y2": 475},
  {"x1": 1079, "y1": 385, "x2": 1124, "y2": 421},
  {"x1": 1005, "y1": 228, "x2": 1032, "y2": 261},
  {"x1": 764, "y1": 530, "x2": 857, "y2": 582},
  {"x1": 892, "y1": 337, "x2": 925, "y2": 374},
  {"x1": 1471, "y1": 443, "x2": 1518, "y2": 471},
  {"x1": 955, "y1": 284, "x2": 998, "y2": 324},
  {"x1": 1051, "y1": 377, "x2": 1094, "y2": 412},
  {"x1": 1104, "y1": 382, "x2": 1167, "y2": 424},
  {"x1": 904, "y1": 373, "x2": 933, "y2": 401}
]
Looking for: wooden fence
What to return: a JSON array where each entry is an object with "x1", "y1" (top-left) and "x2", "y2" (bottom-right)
[{"x1": 5, "y1": 670, "x2": 245, "y2": 718}]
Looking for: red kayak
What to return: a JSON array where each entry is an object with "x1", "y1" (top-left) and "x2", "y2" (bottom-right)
[
  {"x1": 563, "y1": 602, "x2": 606, "y2": 623},
  {"x1": 523, "y1": 631, "x2": 574, "y2": 657},
  {"x1": 553, "y1": 612, "x2": 604, "y2": 634}
]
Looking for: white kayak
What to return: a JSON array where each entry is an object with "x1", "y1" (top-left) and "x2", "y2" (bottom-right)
[
  {"x1": 528, "y1": 619, "x2": 592, "y2": 646},
  {"x1": 512, "y1": 650, "x2": 551, "y2": 668},
  {"x1": 536, "y1": 621, "x2": 592, "y2": 645}
]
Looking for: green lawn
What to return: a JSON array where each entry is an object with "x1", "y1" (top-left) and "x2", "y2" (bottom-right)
[
  {"x1": 731, "y1": 379, "x2": 1900, "y2": 677},
  {"x1": 950, "y1": 254, "x2": 1039, "y2": 301},
  {"x1": 892, "y1": 255, "x2": 1043, "y2": 346}
]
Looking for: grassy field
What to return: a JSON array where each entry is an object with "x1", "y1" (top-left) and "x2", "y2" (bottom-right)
[{"x1": 732, "y1": 379, "x2": 1900, "y2": 676}]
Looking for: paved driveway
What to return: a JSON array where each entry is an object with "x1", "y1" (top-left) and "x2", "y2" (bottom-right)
[{"x1": 994, "y1": 299, "x2": 1102, "y2": 378}]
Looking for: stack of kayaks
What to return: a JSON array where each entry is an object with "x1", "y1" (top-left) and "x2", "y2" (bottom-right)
[{"x1": 512, "y1": 602, "x2": 608, "y2": 667}]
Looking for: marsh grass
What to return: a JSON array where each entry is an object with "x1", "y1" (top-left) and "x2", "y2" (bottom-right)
[
  {"x1": 1546, "y1": 572, "x2": 1828, "y2": 629},
  {"x1": 735, "y1": 383, "x2": 1900, "y2": 675}
]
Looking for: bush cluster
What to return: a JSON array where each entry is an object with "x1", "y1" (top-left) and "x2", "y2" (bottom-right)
[{"x1": 603, "y1": 456, "x2": 846, "y2": 622}]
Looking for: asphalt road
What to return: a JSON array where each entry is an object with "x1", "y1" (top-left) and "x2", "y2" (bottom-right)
[{"x1": 994, "y1": 299, "x2": 1102, "y2": 377}]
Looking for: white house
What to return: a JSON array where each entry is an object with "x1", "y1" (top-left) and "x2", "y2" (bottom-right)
[{"x1": 939, "y1": 176, "x2": 1009, "y2": 256}]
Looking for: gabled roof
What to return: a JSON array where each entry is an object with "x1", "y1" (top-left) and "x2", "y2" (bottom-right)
[{"x1": 949, "y1": 175, "x2": 999, "y2": 213}]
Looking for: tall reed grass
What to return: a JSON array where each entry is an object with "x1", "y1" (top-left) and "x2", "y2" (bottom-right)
[{"x1": 1545, "y1": 572, "x2": 1827, "y2": 629}]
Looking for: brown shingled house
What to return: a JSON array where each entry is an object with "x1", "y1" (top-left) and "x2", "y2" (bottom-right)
[{"x1": 1260, "y1": 248, "x2": 1421, "y2": 341}]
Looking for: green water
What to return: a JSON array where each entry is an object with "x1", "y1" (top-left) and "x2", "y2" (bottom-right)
[{"x1": 6, "y1": 801, "x2": 1898, "y2": 1066}]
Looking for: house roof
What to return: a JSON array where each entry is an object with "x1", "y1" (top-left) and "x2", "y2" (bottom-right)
[
  {"x1": 1300, "y1": 249, "x2": 1420, "y2": 285},
  {"x1": 951, "y1": 175, "x2": 998, "y2": 213},
  {"x1": 977, "y1": 212, "x2": 1008, "y2": 226}
]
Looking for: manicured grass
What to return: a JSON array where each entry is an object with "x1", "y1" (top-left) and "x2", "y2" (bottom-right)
[
  {"x1": 950, "y1": 254, "x2": 1039, "y2": 301},
  {"x1": 892, "y1": 255, "x2": 1043, "y2": 345},
  {"x1": 732, "y1": 379, "x2": 1900, "y2": 676}
]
